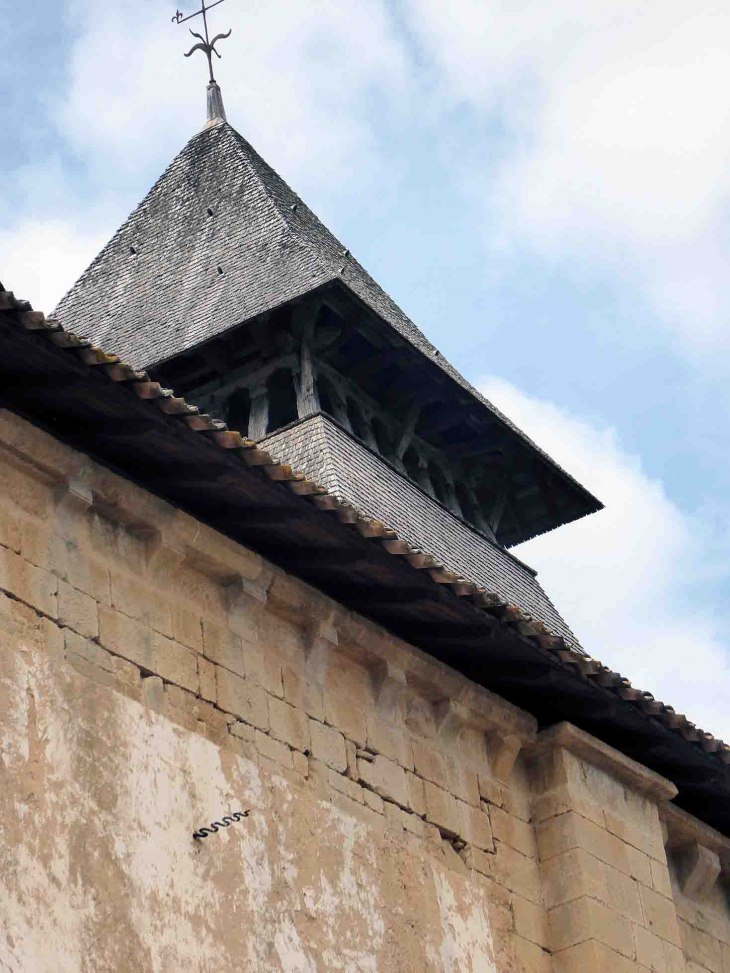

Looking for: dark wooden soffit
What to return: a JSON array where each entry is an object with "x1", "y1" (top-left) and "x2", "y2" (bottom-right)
[{"x1": 0, "y1": 289, "x2": 728, "y2": 835}]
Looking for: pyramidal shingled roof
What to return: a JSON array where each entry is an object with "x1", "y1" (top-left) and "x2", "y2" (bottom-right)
[{"x1": 53, "y1": 120, "x2": 601, "y2": 517}]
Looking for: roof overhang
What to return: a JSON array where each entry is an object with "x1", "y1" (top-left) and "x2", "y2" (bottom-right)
[{"x1": 1, "y1": 290, "x2": 728, "y2": 836}]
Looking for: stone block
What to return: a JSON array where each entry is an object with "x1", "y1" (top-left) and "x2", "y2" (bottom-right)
[
  {"x1": 326, "y1": 693, "x2": 367, "y2": 749},
  {"x1": 141, "y1": 675, "x2": 165, "y2": 714},
  {"x1": 202, "y1": 620, "x2": 245, "y2": 678},
  {"x1": 171, "y1": 604, "x2": 203, "y2": 652},
  {"x1": 303, "y1": 681, "x2": 325, "y2": 722},
  {"x1": 532, "y1": 785, "x2": 605, "y2": 829},
  {"x1": 65, "y1": 630, "x2": 140, "y2": 691},
  {"x1": 412, "y1": 738, "x2": 448, "y2": 788},
  {"x1": 345, "y1": 738, "x2": 358, "y2": 779},
  {"x1": 554, "y1": 939, "x2": 640, "y2": 973},
  {"x1": 198, "y1": 656, "x2": 217, "y2": 703},
  {"x1": 309, "y1": 720, "x2": 347, "y2": 773},
  {"x1": 635, "y1": 924, "x2": 667, "y2": 972},
  {"x1": 477, "y1": 774, "x2": 503, "y2": 807},
  {"x1": 292, "y1": 750, "x2": 309, "y2": 778},
  {"x1": 406, "y1": 771, "x2": 426, "y2": 817},
  {"x1": 549, "y1": 897, "x2": 634, "y2": 957},
  {"x1": 513, "y1": 935, "x2": 551, "y2": 973},
  {"x1": 158, "y1": 637, "x2": 198, "y2": 693},
  {"x1": 110, "y1": 572, "x2": 172, "y2": 638},
  {"x1": 663, "y1": 941, "x2": 687, "y2": 973},
  {"x1": 650, "y1": 859, "x2": 673, "y2": 899},
  {"x1": 328, "y1": 768, "x2": 363, "y2": 804},
  {"x1": 370, "y1": 659, "x2": 406, "y2": 717},
  {"x1": 217, "y1": 671, "x2": 269, "y2": 730},
  {"x1": 243, "y1": 643, "x2": 283, "y2": 698},
  {"x1": 513, "y1": 896, "x2": 550, "y2": 949},
  {"x1": 640, "y1": 885, "x2": 682, "y2": 946},
  {"x1": 680, "y1": 841, "x2": 721, "y2": 900},
  {"x1": 362, "y1": 789, "x2": 384, "y2": 815},
  {"x1": 625, "y1": 844, "x2": 653, "y2": 888},
  {"x1": 459, "y1": 845, "x2": 491, "y2": 878},
  {"x1": 460, "y1": 802, "x2": 493, "y2": 852},
  {"x1": 422, "y1": 779, "x2": 463, "y2": 838},
  {"x1": 678, "y1": 917, "x2": 722, "y2": 972},
  {"x1": 537, "y1": 811, "x2": 629, "y2": 875},
  {"x1": 47, "y1": 535, "x2": 111, "y2": 604},
  {"x1": 489, "y1": 734, "x2": 522, "y2": 782},
  {"x1": 542, "y1": 848, "x2": 591, "y2": 910},
  {"x1": 269, "y1": 696, "x2": 309, "y2": 752},
  {"x1": 57, "y1": 580, "x2": 98, "y2": 637},
  {"x1": 98, "y1": 605, "x2": 158, "y2": 671},
  {"x1": 604, "y1": 809, "x2": 667, "y2": 863},
  {"x1": 490, "y1": 841, "x2": 543, "y2": 905},
  {"x1": 383, "y1": 801, "x2": 405, "y2": 833},
  {"x1": 490, "y1": 806, "x2": 537, "y2": 859},
  {"x1": 230, "y1": 720, "x2": 255, "y2": 743},
  {"x1": 446, "y1": 760, "x2": 480, "y2": 806},
  {"x1": 282, "y1": 663, "x2": 304, "y2": 710},
  {"x1": 366, "y1": 713, "x2": 413, "y2": 769},
  {"x1": 359, "y1": 755, "x2": 409, "y2": 808},
  {"x1": 0, "y1": 547, "x2": 57, "y2": 617},
  {"x1": 255, "y1": 730, "x2": 293, "y2": 770},
  {"x1": 600, "y1": 860, "x2": 644, "y2": 924},
  {"x1": 0, "y1": 589, "x2": 50, "y2": 657}
]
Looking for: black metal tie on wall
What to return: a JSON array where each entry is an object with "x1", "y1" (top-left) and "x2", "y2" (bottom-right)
[{"x1": 193, "y1": 809, "x2": 250, "y2": 839}]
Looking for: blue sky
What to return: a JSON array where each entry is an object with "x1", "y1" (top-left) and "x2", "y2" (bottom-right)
[{"x1": 3, "y1": 0, "x2": 730, "y2": 737}]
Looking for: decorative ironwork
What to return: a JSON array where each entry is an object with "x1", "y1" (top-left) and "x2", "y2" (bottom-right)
[
  {"x1": 192, "y1": 808, "x2": 250, "y2": 840},
  {"x1": 173, "y1": 0, "x2": 232, "y2": 84}
]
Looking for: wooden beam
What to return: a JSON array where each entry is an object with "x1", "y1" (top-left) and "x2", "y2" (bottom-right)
[
  {"x1": 394, "y1": 400, "x2": 422, "y2": 459},
  {"x1": 295, "y1": 302, "x2": 320, "y2": 418},
  {"x1": 445, "y1": 441, "x2": 504, "y2": 461},
  {"x1": 347, "y1": 347, "x2": 404, "y2": 386},
  {"x1": 248, "y1": 385, "x2": 269, "y2": 441}
]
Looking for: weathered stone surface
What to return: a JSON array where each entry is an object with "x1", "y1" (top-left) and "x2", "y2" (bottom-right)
[
  {"x1": 0, "y1": 408, "x2": 726, "y2": 973},
  {"x1": 358, "y1": 755, "x2": 409, "y2": 808},
  {"x1": 217, "y1": 670, "x2": 269, "y2": 729},
  {"x1": 309, "y1": 719, "x2": 347, "y2": 773},
  {"x1": 269, "y1": 696, "x2": 309, "y2": 752}
]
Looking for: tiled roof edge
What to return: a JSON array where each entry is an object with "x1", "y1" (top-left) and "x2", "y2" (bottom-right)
[{"x1": 1, "y1": 280, "x2": 727, "y2": 774}]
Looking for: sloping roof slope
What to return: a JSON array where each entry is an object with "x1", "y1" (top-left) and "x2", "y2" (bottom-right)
[
  {"x1": 264, "y1": 415, "x2": 581, "y2": 650},
  {"x1": 53, "y1": 121, "x2": 601, "y2": 518}
]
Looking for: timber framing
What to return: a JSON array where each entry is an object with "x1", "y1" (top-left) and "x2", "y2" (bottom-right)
[{"x1": 2, "y1": 283, "x2": 730, "y2": 838}]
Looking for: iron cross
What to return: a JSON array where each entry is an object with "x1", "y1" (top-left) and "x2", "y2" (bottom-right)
[{"x1": 172, "y1": 0, "x2": 232, "y2": 84}]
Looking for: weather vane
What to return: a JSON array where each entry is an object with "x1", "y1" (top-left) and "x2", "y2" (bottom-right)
[{"x1": 172, "y1": 0, "x2": 232, "y2": 85}]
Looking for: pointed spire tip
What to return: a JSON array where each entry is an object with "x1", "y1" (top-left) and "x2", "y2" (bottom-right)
[{"x1": 206, "y1": 81, "x2": 227, "y2": 128}]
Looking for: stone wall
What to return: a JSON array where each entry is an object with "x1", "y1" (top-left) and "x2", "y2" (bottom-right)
[{"x1": 0, "y1": 406, "x2": 726, "y2": 972}]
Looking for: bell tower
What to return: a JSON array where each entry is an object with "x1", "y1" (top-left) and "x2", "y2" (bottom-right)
[{"x1": 54, "y1": 73, "x2": 601, "y2": 653}]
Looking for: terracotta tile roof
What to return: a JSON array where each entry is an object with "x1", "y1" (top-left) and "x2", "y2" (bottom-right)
[{"x1": 2, "y1": 280, "x2": 728, "y2": 785}]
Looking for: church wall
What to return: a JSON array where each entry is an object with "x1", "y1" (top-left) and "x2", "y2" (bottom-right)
[{"x1": 0, "y1": 406, "x2": 725, "y2": 973}]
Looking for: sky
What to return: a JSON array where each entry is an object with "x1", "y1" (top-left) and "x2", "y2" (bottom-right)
[{"x1": 3, "y1": 0, "x2": 729, "y2": 738}]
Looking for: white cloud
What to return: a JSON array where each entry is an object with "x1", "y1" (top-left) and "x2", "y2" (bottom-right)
[
  {"x1": 481, "y1": 376, "x2": 730, "y2": 741},
  {"x1": 2, "y1": 0, "x2": 414, "y2": 311},
  {"x1": 0, "y1": 220, "x2": 107, "y2": 314},
  {"x1": 57, "y1": 0, "x2": 412, "y2": 190},
  {"x1": 405, "y1": 0, "x2": 730, "y2": 357}
]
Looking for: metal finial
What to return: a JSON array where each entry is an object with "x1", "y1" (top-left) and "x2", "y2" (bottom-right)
[{"x1": 173, "y1": 0, "x2": 232, "y2": 86}]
